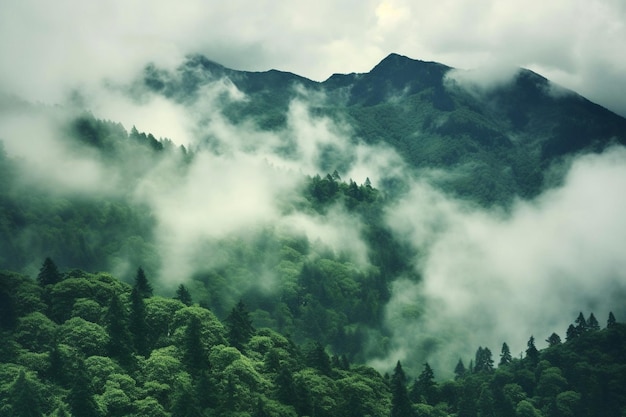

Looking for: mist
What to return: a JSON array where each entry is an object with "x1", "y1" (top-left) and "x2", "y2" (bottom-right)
[{"x1": 377, "y1": 146, "x2": 626, "y2": 377}]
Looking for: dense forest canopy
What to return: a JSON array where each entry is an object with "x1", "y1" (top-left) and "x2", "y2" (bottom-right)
[{"x1": 2, "y1": 54, "x2": 626, "y2": 416}]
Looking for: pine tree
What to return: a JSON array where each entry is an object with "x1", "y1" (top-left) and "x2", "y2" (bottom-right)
[
  {"x1": 226, "y1": 300, "x2": 255, "y2": 351},
  {"x1": 8, "y1": 370, "x2": 43, "y2": 417},
  {"x1": 174, "y1": 283, "x2": 193, "y2": 306},
  {"x1": 391, "y1": 361, "x2": 414, "y2": 417},
  {"x1": 106, "y1": 293, "x2": 133, "y2": 366},
  {"x1": 183, "y1": 315, "x2": 207, "y2": 374},
  {"x1": 587, "y1": 313, "x2": 600, "y2": 331},
  {"x1": 546, "y1": 333, "x2": 562, "y2": 347},
  {"x1": 305, "y1": 342, "x2": 331, "y2": 375},
  {"x1": 499, "y1": 342, "x2": 512, "y2": 366},
  {"x1": 134, "y1": 267, "x2": 153, "y2": 298},
  {"x1": 566, "y1": 324, "x2": 578, "y2": 341},
  {"x1": 414, "y1": 362, "x2": 437, "y2": 404},
  {"x1": 475, "y1": 347, "x2": 494, "y2": 373},
  {"x1": 454, "y1": 359, "x2": 466, "y2": 379},
  {"x1": 575, "y1": 312, "x2": 587, "y2": 334},
  {"x1": 68, "y1": 362, "x2": 100, "y2": 417},
  {"x1": 608, "y1": 311, "x2": 617, "y2": 328},
  {"x1": 37, "y1": 257, "x2": 61, "y2": 286},
  {"x1": 525, "y1": 336, "x2": 539, "y2": 365},
  {"x1": 129, "y1": 287, "x2": 149, "y2": 356}
]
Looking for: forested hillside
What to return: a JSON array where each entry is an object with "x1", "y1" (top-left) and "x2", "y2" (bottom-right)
[{"x1": 1, "y1": 264, "x2": 625, "y2": 417}]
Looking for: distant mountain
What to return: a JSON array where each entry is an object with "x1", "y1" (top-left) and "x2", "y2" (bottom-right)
[{"x1": 141, "y1": 53, "x2": 626, "y2": 204}]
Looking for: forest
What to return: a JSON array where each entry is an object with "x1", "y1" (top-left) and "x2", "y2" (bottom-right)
[{"x1": 1, "y1": 261, "x2": 625, "y2": 417}]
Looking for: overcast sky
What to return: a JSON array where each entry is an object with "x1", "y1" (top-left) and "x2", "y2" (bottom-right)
[{"x1": 1, "y1": 0, "x2": 625, "y2": 117}]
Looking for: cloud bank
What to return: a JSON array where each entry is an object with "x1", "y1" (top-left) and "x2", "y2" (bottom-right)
[{"x1": 379, "y1": 146, "x2": 626, "y2": 376}]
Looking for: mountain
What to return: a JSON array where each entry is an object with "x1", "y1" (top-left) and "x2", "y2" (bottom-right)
[{"x1": 141, "y1": 53, "x2": 626, "y2": 204}]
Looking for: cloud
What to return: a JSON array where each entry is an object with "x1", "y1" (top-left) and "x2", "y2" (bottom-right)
[
  {"x1": 444, "y1": 65, "x2": 521, "y2": 97},
  {"x1": 379, "y1": 146, "x2": 626, "y2": 376},
  {"x1": 2, "y1": 0, "x2": 626, "y2": 119}
]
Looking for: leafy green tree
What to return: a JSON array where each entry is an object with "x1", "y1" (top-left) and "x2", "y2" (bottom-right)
[
  {"x1": 37, "y1": 257, "x2": 62, "y2": 287},
  {"x1": 129, "y1": 287, "x2": 149, "y2": 356},
  {"x1": 49, "y1": 403, "x2": 72, "y2": 417},
  {"x1": 105, "y1": 294, "x2": 133, "y2": 365},
  {"x1": 545, "y1": 333, "x2": 561, "y2": 347},
  {"x1": 174, "y1": 284, "x2": 193, "y2": 306},
  {"x1": 14, "y1": 312, "x2": 57, "y2": 353},
  {"x1": 226, "y1": 300, "x2": 255, "y2": 351},
  {"x1": 607, "y1": 311, "x2": 617, "y2": 328},
  {"x1": 134, "y1": 267, "x2": 153, "y2": 298},
  {"x1": 58, "y1": 317, "x2": 109, "y2": 358},
  {"x1": 499, "y1": 342, "x2": 512, "y2": 366},
  {"x1": 477, "y1": 384, "x2": 496, "y2": 417},
  {"x1": 305, "y1": 342, "x2": 332, "y2": 375},
  {"x1": 6, "y1": 370, "x2": 43, "y2": 417},
  {"x1": 391, "y1": 361, "x2": 414, "y2": 417}
]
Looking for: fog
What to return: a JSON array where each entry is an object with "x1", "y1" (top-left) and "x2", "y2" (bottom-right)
[{"x1": 378, "y1": 146, "x2": 626, "y2": 377}]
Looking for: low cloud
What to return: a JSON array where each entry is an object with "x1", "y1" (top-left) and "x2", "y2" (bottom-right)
[
  {"x1": 444, "y1": 65, "x2": 521, "y2": 97},
  {"x1": 379, "y1": 146, "x2": 626, "y2": 377}
]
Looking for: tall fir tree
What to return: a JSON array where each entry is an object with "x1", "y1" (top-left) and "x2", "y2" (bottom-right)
[
  {"x1": 413, "y1": 362, "x2": 437, "y2": 404},
  {"x1": 499, "y1": 342, "x2": 512, "y2": 366},
  {"x1": 587, "y1": 312, "x2": 600, "y2": 331},
  {"x1": 183, "y1": 315, "x2": 208, "y2": 375},
  {"x1": 134, "y1": 267, "x2": 153, "y2": 298},
  {"x1": 575, "y1": 312, "x2": 588, "y2": 334},
  {"x1": 546, "y1": 332, "x2": 562, "y2": 347},
  {"x1": 391, "y1": 361, "x2": 414, "y2": 417},
  {"x1": 454, "y1": 359, "x2": 466, "y2": 379},
  {"x1": 525, "y1": 336, "x2": 539, "y2": 365},
  {"x1": 68, "y1": 361, "x2": 100, "y2": 417},
  {"x1": 37, "y1": 257, "x2": 62, "y2": 287},
  {"x1": 174, "y1": 283, "x2": 193, "y2": 306},
  {"x1": 106, "y1": 293, "x2": 134, "y2": 366},
  {"x1": 226, "y1": 300, "x2": 255, "y2": 351},
  {"x1": 7, "y1": 370, "x2": 43, "y2": 417},
  {"x1": 129, "y1": 287, "x2": 149, "y2": 357},
  {"x1": 475, "y1": 347, "x2": 494, "y2": 373},
  {"x1": 608, "y1": 311, "x2": 617, "y2": 328}
]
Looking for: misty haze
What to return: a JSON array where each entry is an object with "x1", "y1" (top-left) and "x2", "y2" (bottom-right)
[{"x1": 2, "y1": 2, "x2": 626, "y2": 416}]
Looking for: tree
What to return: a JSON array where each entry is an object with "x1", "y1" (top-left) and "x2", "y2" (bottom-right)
[
  {"x1": 525, "y1": 336, "x2": 539, "y2": 365},
  {"x1": 174, "y1": 284, "x2": 193, "y2": 306},
  {"x1": 226, "y1": 300, "x2": 255, "y2": 351},
  {"x1": 546, "y1": 332, "x2": 562, "y2": 347},
  {"x1": 37, "y1": 257, "x2": 62, "y2": 287},
  {"x1": 412, "y1": 362, "x2": 437, "y2": 404},
  {"x1": 574, "y1": 312, "x2": 587, "y2": 334},
  {"x1": 475, "y1": 347, "x2": 494, "y2": 373},
  {"x1": 454, "y1": 359, "x2": 466, "y2": 379},
  {"x1": 7, "y1": 370, "x2": 43, "y2": 417},
  {"x1": 499, "y1": 342, "x2": 512, "y2": 366},
  {"x1": 587, "y1": 313, "x2": 600, "y2": 331},
  {"x1": 391, "y1": 361, "x2": 414, "y2": 417},
  {"x1": 129, "y1": 287, "x2": 149, "y2": 356},
  {"x1": 134, "y1": 267, "x2": 153, "y2": 298},
  {"x1": 105, "y1": 293, "x2": 133, "y2": 366},
  {"x1": 305, "y1": 341, "x2": 332, "y2": 375},
  {"x1": 182, "y1": 315, "x2": 208, "y2": 374},
  {"x1": 607, "y1": 311, "x2": 617, "y2": 328},
  {"x1": 566, "y1": 324, "x2": 577, "y2": 341},
  {"x1": 68, "y1": 362, "x2": 101, "y2": 417}
]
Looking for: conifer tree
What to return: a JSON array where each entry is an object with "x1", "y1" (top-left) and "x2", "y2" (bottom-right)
[
  {"x1": 414, "y1": 362, "x2": 437, "y2": 404},
  {"x1": 129, "y1": 287, "x2": 149, "y2": 356},
  {"x1": 575, "y1": 312, "x2": 587, "y2": 334},
  {"x1": 546, "y1": 332, "x2": 562, "y2": 347},
  {"x1": 226, "y1": 300, "x2": 255, "y2": 351},
  {"x1": 68, "y1": 362, "x2": 100, "y2": 417},
  {"x1": 37, "y1": 257, "x2": 61, "y2": 287},
  {"x1": 134, "y1": 267, "x2": 153, "y2": 298},
  {"x1": 183, "y1": 315, "x2": 207, "y2": 374},
  {"x1": 499, "y1": 342, "x2": 512, "y2": 366},
  {"x1": 525, "y1": 336, "x2": 539, "y2": 365},
  {"x1": 608, "y1": 311, "x2": 617, "y2": 328},
  {"x1": 454, "y1": 359, "x2": 466, "y2": 379},
  {"x1": 305, "y1": 341, "x2": 332, "y2": 375},
  {"x1": 106, "y1": 293, "x2": 133, "y2": 366},
  {"x1": 174, "y1": 283, "x2": 193, "y2": 306},
  {"x1": 7, "y1": 370, "x2": 43, "y2": 417},
  {"x1": 475, "y1": 347, "x2": 494, "y2": 373},
  {"x1": 566, "y1": 324, "x2": 578, "y2": 341},
  {"x1": 391, "y1": 361, "x2": 414, "y2": 417},
  {"x1": 587, "y1": 312, "x2": 600, "y2": 331}
]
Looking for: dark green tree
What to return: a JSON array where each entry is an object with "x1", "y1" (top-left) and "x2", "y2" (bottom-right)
[
  {"x1": 134, "y1": 267, "x2": 153, "y2": 298},
  {"x1": 37, "y1": 257, "x2": 62, "y2": 287},
  {"x1": 411, "y1": 362, "x2": 437, "y2": 404},
  {"x1": 171, "y1": 382, "x2": 202, "y2": 417},
  {"x1": 7, "y1": 370, "x2": 43, "y2": 417},
  {"x1": 454, "y1": 358, "x2": 466, "y2": 379},
  {"x1": 68, "y1": 362, "x2": 100, "y2": 417},
  {"x1": 475, "y1": 347, "x2": 494, "y2": 373},
  {"x1": 546, "y1": 332, "x2": 562, "y2": 347},
  {"x1": 587, "y1": 312, "x2": 600, "y2": 331},
  {"x1": 174, "y1": 284, "x2": 193, "y2": 306},
  {"x1": 305, "y1": 341, "x2": 332, "y2": 375},
  {"x1": 574, "y1": 312, "x2": 587, "y2": 334},
  {"x1": 182, "y1": 315, "x2": 207, "y2": 374},
  {"x1": 525, "y1": 336, "x2": 539, "y2": 365},
  {"x1": 275, "y1": 366, "x2": 297, "y2": 406},
  {"x1": 105, "y1": 293, "x2": 133, "y2": 366},
  {"x1": 252, "y1": 398, "x2": 271, "y2": 417},
  {"x1": 49, "y1": 403, "x2": 72, "y2": 417},
  {"x1": 566, "y1": 324, "x2": 578, "y2": 341},
  {"x1": 226, "y1": 300, "x2": 255, "y2": 351},
  {"x1": 129, "y1": 287, "x2": 149, "y2": 356},
  {"x1": 607, "y1": 311, "x2": 617, "y2": 328},
  {"x1": 391, "y1": 361, "x2": 414, "y2": 417},
  {"x1": 499, "y1": 342, "x2": 512, "y2": 366}
]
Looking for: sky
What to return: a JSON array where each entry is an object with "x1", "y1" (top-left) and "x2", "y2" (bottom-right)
[{"x1": 1, "y1": 0, "x2": 626, "y2": 118}]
